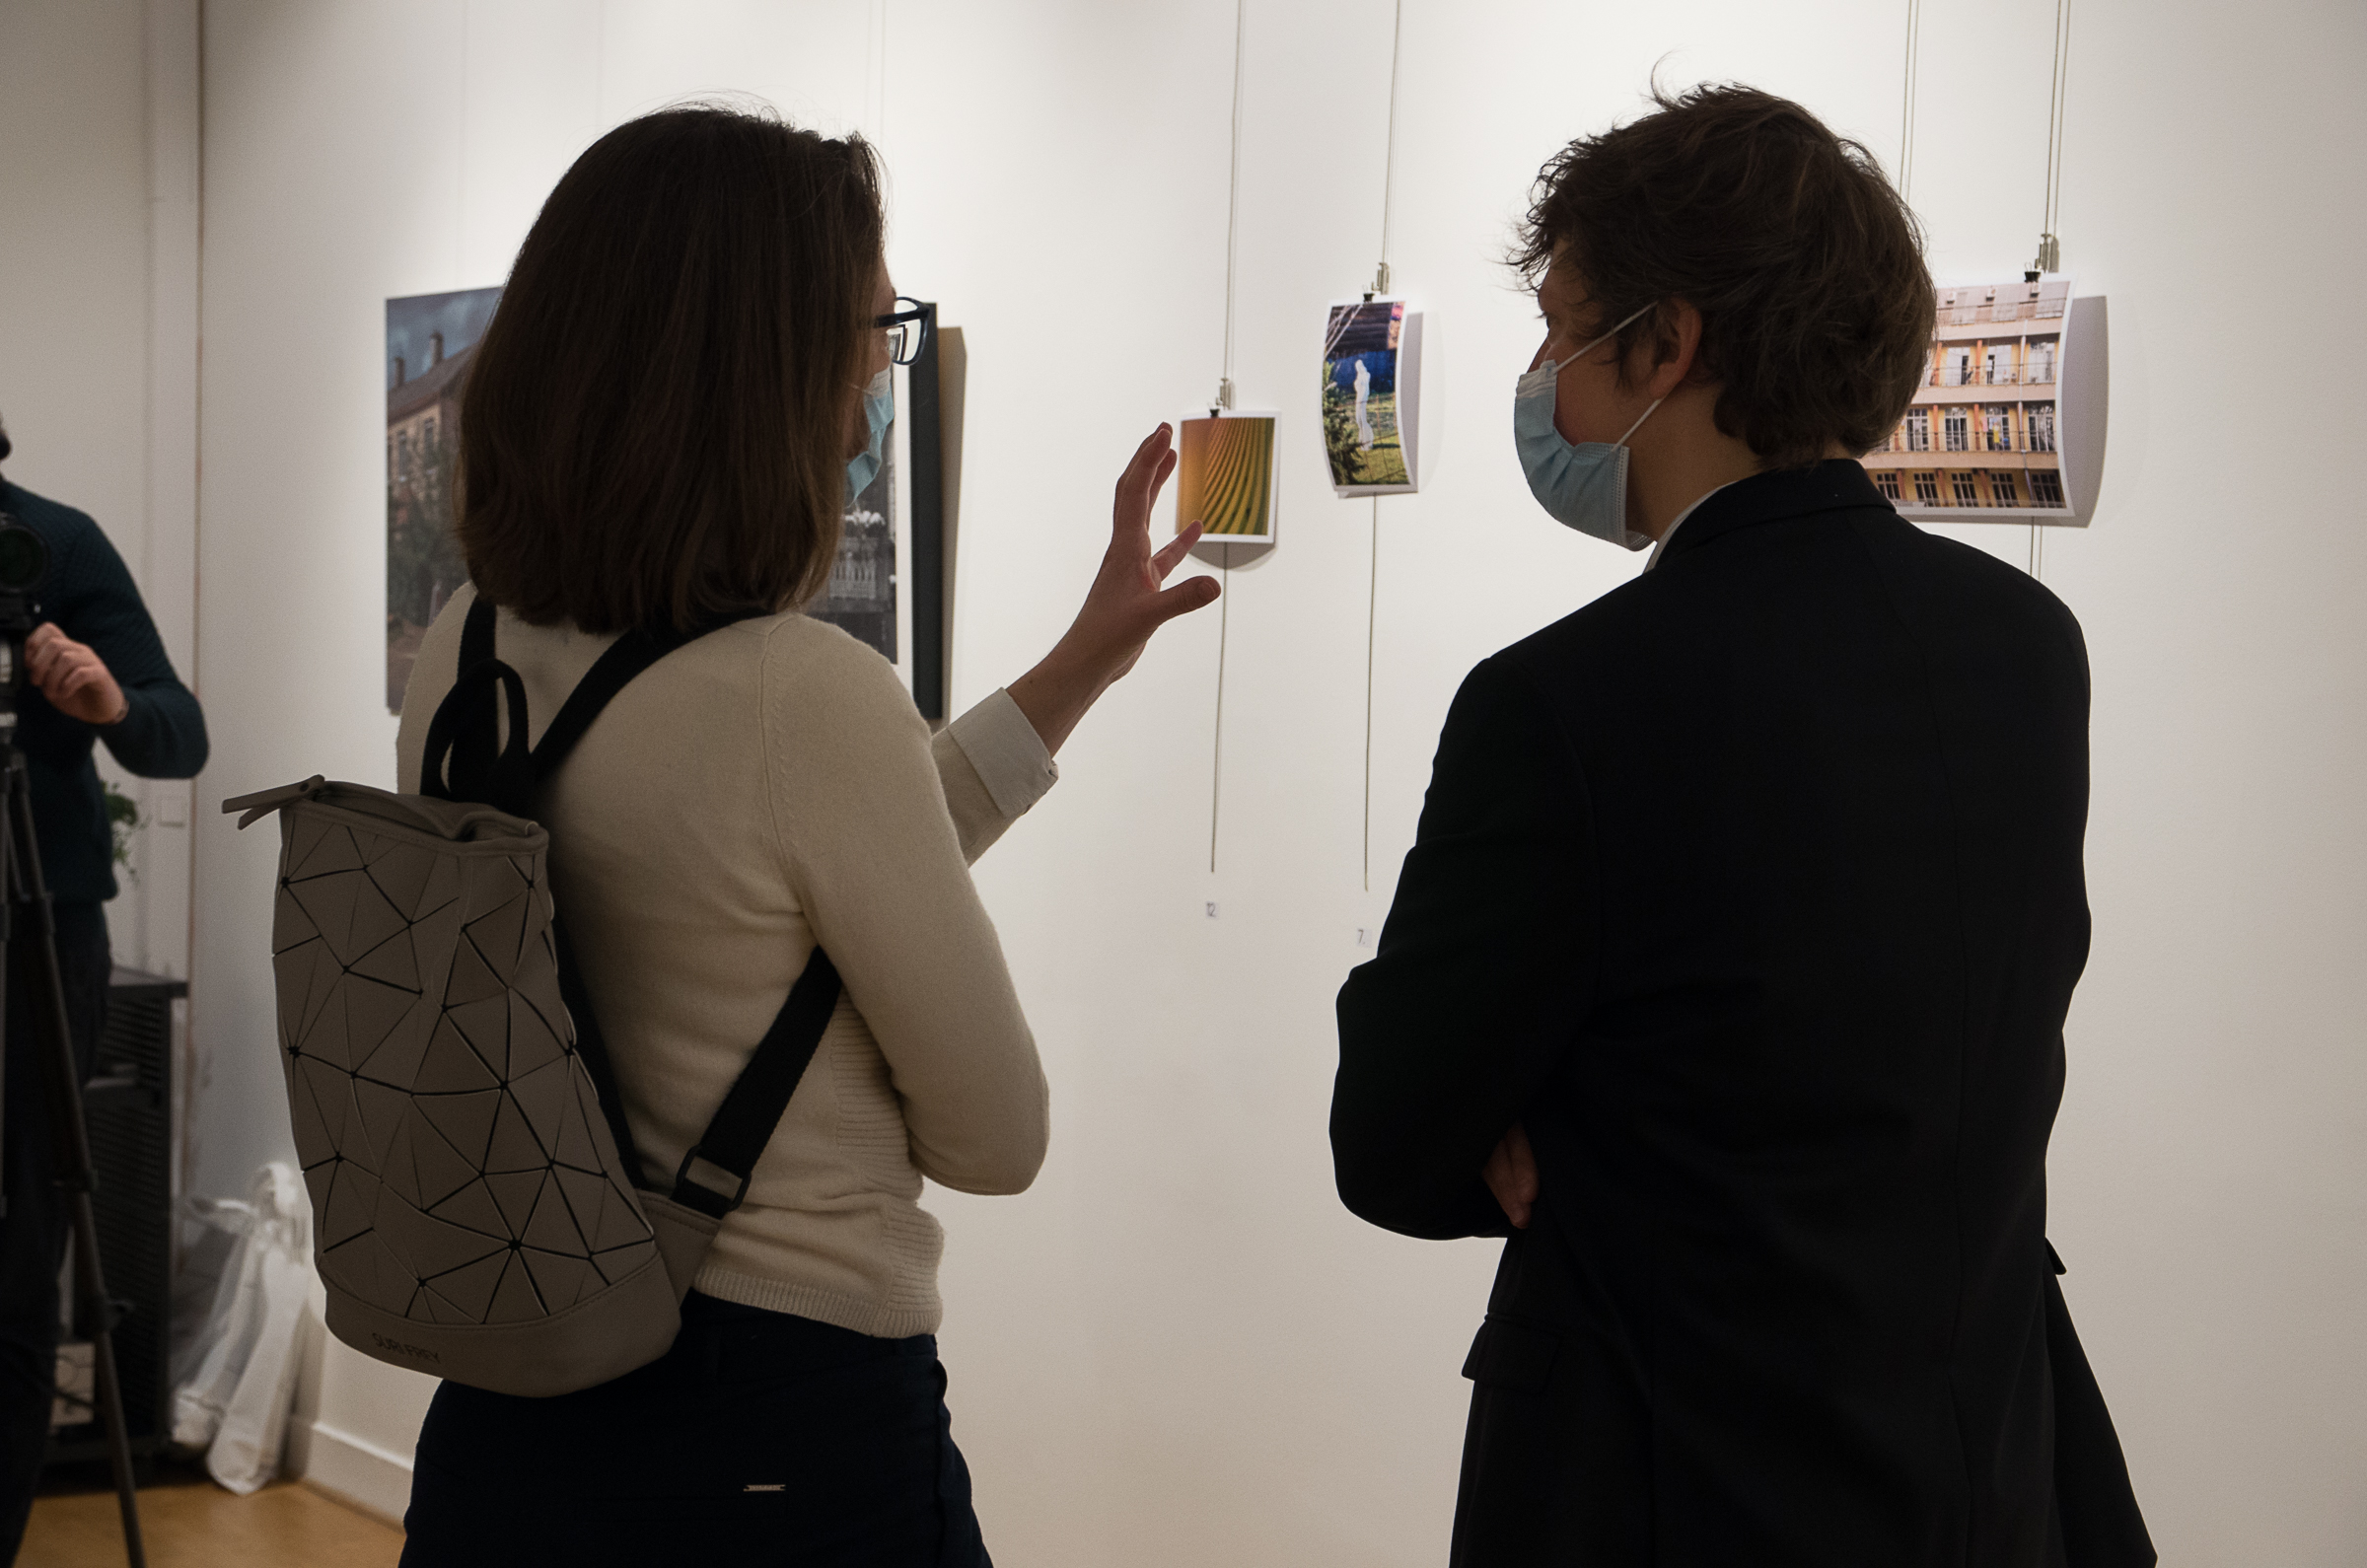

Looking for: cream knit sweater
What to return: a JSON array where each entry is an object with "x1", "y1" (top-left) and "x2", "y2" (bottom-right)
[{"x1": 395, "y1": 586, "x2": 1054, "y2": 1339}]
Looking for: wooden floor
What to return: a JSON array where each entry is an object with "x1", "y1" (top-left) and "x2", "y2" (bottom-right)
[{"x1": 22, "y1": 1465, "x2": 403, "y2": 1568}]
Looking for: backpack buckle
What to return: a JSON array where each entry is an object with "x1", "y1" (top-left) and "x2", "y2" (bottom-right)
[{"x1": 671, "y1": 1146, "x2": 753, "y2": 1219}]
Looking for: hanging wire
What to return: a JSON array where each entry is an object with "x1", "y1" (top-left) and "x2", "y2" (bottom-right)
[
  {"x1": 1372, "y1": 0, "x2": 1405, "y2": 294},
  {"x1": 2029, "y1": 0, "x2": 2072, "y2": 578},
  {"x1": 2037, "y1": 0, "x2": 2072, "y2": 267},
  {"x1": 1362, "y1": 0, "x2": 1407, "y2": 891},
  {"x1": 1216, "y1": 0, "x2": 1248, "y2": 410},
  {"x1": 1898, "y1": 0, "x2": 1921, "y2": 199},
  {"x1": 1363, "y1": 499, "x2": 1380, "y2": 890},
  {"x1": 1209, "y1": 0, "x2": 1249, "y2": 871},
  {"x1": 1210, "y1": 547, "x2": 1230, "y2": 872}
]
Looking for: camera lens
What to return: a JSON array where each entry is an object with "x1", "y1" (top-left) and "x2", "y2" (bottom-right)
[{"x1": 0, "y1": 521, "x2": 50, "y2": 594}]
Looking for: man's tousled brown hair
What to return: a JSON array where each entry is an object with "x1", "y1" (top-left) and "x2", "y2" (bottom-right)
[
  {"x1": 459, "y1": 106, "x2": 882, "y2": 635},
  {"x1": 1513, "y1": 84, "x2": 1932, "y2": 470}
]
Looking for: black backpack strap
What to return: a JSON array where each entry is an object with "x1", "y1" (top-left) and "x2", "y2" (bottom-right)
[
  {"x1": 421, "y1": 604, "x2": 833, "y2": 1207},
  {"x1": 458, "y1": 591, "x2": 496, "y2": 668},
  {"x1": 669, "y1": 948, "x2": 844, "y2": 1218},
  {"x1": 520, "y1": 626, "x2": 698, "y2": 1189},
  {"x1": 527, "y1": 626, "x2": 692, "y2": 775},
  {"x1": 551, "y1": 616, "x2": 841, "y2": 1214},
  {"x1": 560, "y1": 921, "x2": 842, "y2": 1215},
  {"x1": 419, "y1": 657, "x2": 535, "y2": 815},
  {"x1": 424, "y1": 603, "x2": 697, "y2": 797},
  {"x1": 448, "y1": 594, "x2": 500, "y2": 793}
]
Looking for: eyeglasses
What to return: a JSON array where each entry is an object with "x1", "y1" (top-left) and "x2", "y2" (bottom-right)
[{"x1": 875, "y1": 297, "x2": 932, "y2": 367}]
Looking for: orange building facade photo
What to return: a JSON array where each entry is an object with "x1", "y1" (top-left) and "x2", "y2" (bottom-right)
[{"x1": 1862, "y1": 277, "x2": 2072, "y2": 519}]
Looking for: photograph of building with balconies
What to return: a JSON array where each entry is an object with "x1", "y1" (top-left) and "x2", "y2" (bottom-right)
[
  {"x1": 812, "y1": 458, "x2": 897, "y2": 662},
  {"x1": 1862, "y1": 277, "x2": 2073, "y2": 519}
]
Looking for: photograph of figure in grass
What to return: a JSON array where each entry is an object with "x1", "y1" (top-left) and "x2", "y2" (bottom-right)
[
  {"x1": 1176, "y1": 412, "x2": 1276, "y2": 540},
  {"x1": 387, "y1": 286, "x2": 502, "y2": 712},
  {"x1": 1321, "y1": 298, "x2": 1422, "y2": 495}
]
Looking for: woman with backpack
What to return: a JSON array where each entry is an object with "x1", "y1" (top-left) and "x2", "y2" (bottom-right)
[{"x1": 389, "y1": 105, "x2": 1218, "y2": 1566}]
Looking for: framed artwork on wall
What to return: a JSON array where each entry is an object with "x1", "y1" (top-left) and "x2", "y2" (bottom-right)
[
  {"x1": 383, "y1": 292, "x2": 962, "y2": 726},
  {"x1": 385, "y1": 286, "x2": 501, "y2": 714},
  {"x1": 807, "y1": 300, "x2": 957, "y2": 722}
]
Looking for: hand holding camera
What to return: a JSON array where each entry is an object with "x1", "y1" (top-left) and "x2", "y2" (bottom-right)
[{"x1": 25, "y1": 623, "x2": 127, "y2": 727}]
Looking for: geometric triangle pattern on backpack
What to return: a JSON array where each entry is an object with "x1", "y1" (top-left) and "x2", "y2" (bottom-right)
[
  {"x1": 233, "y1": 612, "x2": 835, "y2": 1394},
  {"x1": 273, "y1": 813, "x2": 660, "y2": 1327}
]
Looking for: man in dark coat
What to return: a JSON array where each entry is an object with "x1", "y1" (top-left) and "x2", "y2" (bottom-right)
[
  {"x1": 1331, "y1": 87, "x2": 2152, "y2": 1567},
  {"x1": 0, "y1": 418, "x2": 208, "y2": 1561}
]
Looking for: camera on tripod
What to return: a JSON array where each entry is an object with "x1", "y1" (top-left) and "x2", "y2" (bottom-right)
[
  {"x1": 0, "y1": 508, "x2": 147, "y2": 1559},
  {"x1": 0, "y1": 512, "x2": 51, "y2": 707}
]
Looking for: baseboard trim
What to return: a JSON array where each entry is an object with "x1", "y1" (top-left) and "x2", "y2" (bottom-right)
[{"x1": 295, "y1": 1420, "x2": 413, "y2": 1526}]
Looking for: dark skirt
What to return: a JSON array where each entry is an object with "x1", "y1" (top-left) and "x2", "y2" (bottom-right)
[{"x1": 399, "y1": 1292, "x2": 991, "y2": 1567}]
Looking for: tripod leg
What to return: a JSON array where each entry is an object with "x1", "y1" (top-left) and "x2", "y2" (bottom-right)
[
  {"x1": 0, "y1": 783, "x2": 10, "y2": 1225},
  {"x1": 5, "y1": 757, "x2": 144, "y2": 1567},
  {"x1": 69, "y1": 1187, "x2": 144, "y2": 1566}
]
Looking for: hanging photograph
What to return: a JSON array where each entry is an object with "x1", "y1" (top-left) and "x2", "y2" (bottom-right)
[
  {"x1": 387, "y1": 286, "x2": 502, "y2": 713},
  {"x1": 811, "y1": 414, "x2": 897, "y2": 664},
  {"x1": 1862, "y1": 277, "x2": 2107, "y2": 525},
  {"x1": 1176, "y1": 411, "x2": 1278, "y2": 541},
  {"x1": 1320, "y1": 298, "x2": 1422, "y2": 495},
  {"x1": 808, "y1": 300, "x2": 959, "y2": 721}
]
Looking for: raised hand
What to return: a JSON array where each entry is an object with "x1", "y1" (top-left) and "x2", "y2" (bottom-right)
[
  {"x1": 27, "y1": 622, "x2": 128, "y2": 727},
  {"x1": 1008, "y1": 424, "x2": 1222, "y2": 755}
]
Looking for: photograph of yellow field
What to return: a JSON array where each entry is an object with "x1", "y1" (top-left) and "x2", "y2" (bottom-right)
[{"x1": 1176, "y1": 412, "x2": 1276, "y2": 539}]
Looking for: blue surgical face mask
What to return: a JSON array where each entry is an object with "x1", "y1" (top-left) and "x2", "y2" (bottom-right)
[
  {"x1": 847, "y1": 368, "x2": 893, "y2": 501},
  {"x1": 1513, "y1": 303, "x2": 1662, "y2": 549}
]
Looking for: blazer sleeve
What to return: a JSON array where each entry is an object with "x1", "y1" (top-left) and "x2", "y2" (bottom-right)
[{"x1": 1331, "y1": 655, "x2": 1599, "y2": 1240}]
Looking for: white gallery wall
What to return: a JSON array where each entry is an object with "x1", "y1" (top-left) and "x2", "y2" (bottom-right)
[
  {"x1": 6, "y1": 0, "x2": 2356, "y2": 1560},
  {"x1": 0, "y1": 0, "x2": 199, "y2": 987}
]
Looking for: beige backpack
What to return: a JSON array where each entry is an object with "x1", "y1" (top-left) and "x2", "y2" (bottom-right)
[{"x1": 225, "y1": 600, "x2": 836, "y2": 1396}]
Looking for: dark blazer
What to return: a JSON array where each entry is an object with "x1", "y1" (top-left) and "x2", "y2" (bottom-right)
[
  {"x1": 0, "y1": 478, "x2": 208, "y2": 903},
  {"x1": 1332, "y1": 463, "x2": 2153, "y2": 1567}
]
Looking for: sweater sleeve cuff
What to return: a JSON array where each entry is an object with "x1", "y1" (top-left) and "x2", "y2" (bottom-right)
[
  {"x1": 97, "y1": 687, "x2": 163, "y2": 769},
  {"x1": 948, "y1": 688, "x2": 1059, "y2": 820}
]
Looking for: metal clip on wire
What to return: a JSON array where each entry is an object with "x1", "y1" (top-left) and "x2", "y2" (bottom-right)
[{"x1": 2026, "y1": 233, "x2": 2061, "y2": 281}]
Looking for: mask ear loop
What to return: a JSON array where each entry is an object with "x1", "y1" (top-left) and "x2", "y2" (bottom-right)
[
  {"x1": 1548, "y1": 300, "x2": 1660, "y2": 377},
  {"x1": 1615, "y1": 396, "x2": 1665, "y2": 447},
  {"x1": 1605, "y1": 302, "x2": 1671, "y2": 446}
]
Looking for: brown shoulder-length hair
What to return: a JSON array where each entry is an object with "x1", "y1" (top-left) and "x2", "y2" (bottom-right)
[
  {"x1": 1512, "y1": 84, "x2": 1933, "y2": 470},
  {"x1": 459, "y1": 106, "x2": 882, "y2": 634}
]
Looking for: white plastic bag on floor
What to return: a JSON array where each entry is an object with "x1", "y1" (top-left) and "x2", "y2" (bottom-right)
[{"x1": 170, "y1": 1161, "x2": 315, "y2": 1493}]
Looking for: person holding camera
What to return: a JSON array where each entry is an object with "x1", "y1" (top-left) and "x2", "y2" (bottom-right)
[{"x1": 0, "y1": 418, "x2": 208, "y2": 1561}]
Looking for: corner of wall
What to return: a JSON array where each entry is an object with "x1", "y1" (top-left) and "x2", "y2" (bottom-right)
[
  {"x1": 292, "y1": 1416, "x2": 414, "y2": 1528},
  {"x1": 287, "y1": 1329, "x2": 434, "y2": 1525}
]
